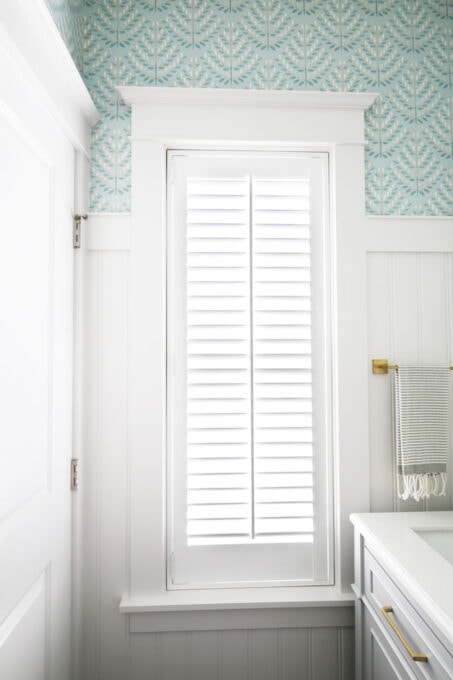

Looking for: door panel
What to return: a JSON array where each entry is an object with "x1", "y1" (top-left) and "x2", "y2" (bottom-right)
[
  {"x1": 0, "y1": 46, "x2": 74, "y2": 680},
  {"x1": 0, "y1": 110, "x2": 52, "y2": 521}
]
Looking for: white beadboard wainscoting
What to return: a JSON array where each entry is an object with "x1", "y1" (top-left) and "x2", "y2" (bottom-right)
[
  {"x1": 367, "y1": 217, "x2": 453, "y2": 514},
  {"x1": 75, "y1": 213, "x2": 355, "y2": 680},
  {"x1": 128, "y1": 626, "x2": 354, "y2": 680},
  {"x1": 75, "y1": 213, "x2": 453, "y2": 680}
]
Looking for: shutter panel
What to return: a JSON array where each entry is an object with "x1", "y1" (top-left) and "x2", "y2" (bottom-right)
[
  {"x1": 186, "y1": 173, "x2": 314, "y2": 546},
  {"x1": 252, "y1": 178, "x2": 314, "y2": 542},
  {"x1": 186, "y1": 176, "x2": 253, "y2": 545}
]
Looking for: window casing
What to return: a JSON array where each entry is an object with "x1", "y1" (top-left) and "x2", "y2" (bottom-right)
[
  {"x1": 117, "y1": 87, "x2": 376, "y2": 614},
  {"x1": 167, "y1": 150, "x2": 333, "y2": 589}
]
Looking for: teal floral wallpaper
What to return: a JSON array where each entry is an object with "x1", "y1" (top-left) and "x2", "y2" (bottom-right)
[{"x1": 46, "y1": 0, "x2": 453, "y2": 216}]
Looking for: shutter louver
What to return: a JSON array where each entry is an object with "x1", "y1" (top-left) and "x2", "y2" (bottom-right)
[{"x1": 186, "y1": 173, "x2": 314, "y2": 546}]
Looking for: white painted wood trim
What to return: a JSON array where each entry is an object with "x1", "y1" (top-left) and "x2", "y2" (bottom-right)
[
  {"x1": 126, "y1": 605, "x2": 354, "y2": 634},
  {"x1": 0, "y1": 0, "x2": 98, "y2": 155},
  {"x1": 85, "y1": 214, "x2": 131, "y2": 251},
  {"x1": 119, "y1": 587, "x2": 354, "y2": 613},
  {"x1": 124, "y1": 86, "x2": 375, "y2": 605},
  {"x1": 118, "y1": 86, "x2": 378, "y2": 111},
  {"x1": 119, "y1": 87, "x2": 377, "y2": 147},
  {"x1": 366, "y1": 217, "x2": 453, "y2": 253}
]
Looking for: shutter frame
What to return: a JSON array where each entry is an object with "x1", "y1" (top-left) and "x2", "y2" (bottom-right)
[{"x1": 167, "y1": 150, "x2": 333, "y2": 588}]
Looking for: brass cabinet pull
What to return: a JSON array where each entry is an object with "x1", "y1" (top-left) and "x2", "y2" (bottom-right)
[{"x1": 381, "y1": 606, "x2": 428, "y2": 663}]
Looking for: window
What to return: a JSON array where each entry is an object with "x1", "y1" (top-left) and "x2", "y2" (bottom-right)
[
  {"x1": 117, "y1": 87, "x2": 376, "y2": 614},
  {"x1": 167, "y1": 150, "x2": 333, "y2": 588}
]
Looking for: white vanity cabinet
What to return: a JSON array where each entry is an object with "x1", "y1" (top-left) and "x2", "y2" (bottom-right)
[
  {"x1": 362, "y1": 605, "x2": 417, "y2": 680},
  {"x1": 351, "y1": 513, "x2": 453, "y2": 680}
]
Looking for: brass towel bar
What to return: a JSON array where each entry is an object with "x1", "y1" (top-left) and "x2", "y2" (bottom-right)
[{"x1": 372, "y1": 359, "x2": 453, "y2": 375}]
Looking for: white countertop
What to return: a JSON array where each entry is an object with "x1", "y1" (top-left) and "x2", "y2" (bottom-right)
[{"x1": 350, "y1": 511, "x2": 453, "y2": 649}]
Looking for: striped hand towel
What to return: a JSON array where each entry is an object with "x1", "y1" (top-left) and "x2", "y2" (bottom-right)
[{"x1": 392, "y1": 366, "x2": 450, "y2": 501}]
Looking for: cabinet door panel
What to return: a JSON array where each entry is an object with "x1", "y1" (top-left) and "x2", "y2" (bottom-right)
[
  {"x1": 363, "y1": 606, "x2": 416, "y2": 680},
  {"x1": 364, "y1": 548, "x2": 453, "y2": 679}
]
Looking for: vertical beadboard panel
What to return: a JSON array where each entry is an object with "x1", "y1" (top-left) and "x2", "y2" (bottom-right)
[
  {"x1": 311, "y1": 628, "x2": 341, "y2": 680},
  {"x1": 367, "y1": 251, "x2": 453, "y2": 513},
  {"x1": 419, "y1": 254, "x2": 450, "y2": 363},
  {"x1": 130, "y1": 633, "x2": 162, "y2": 680},
  {"x1": 218, "y1": 630, "x2": 249, "y2": 680},
  {"x1": 97, "y1": 251, "x2": 130, "y2": 679},
  {"x1": 189, "y1": 631, "x2": 220, "y2": 680},
  {"x1": 387, "y1": 253, "x2": 423, "y2": 510},
  {"x1": 367, "y1": 253, "x2": 395, "y2": 511},
  {"x1": 79, "y1": 250, "x2": 101, "y2": 680},
  {"x1": 418, "y1": 253, "x2": 453, "y2": 511},
  {"x1": 161, "y1": 632, "x2": 191, "y2": 679},
  {"x1": 79, "y1": 249, "x2": 130, "y2": 680},
  {"x1": 126, "y1": 627, "x2": 353, "y2": 680},
  {"x1": 392, "y1": 253, "x2": 424, "y2": 510},
  {"x1": 280, "y1": 628, "x2": 309, "y2": 679},
  {"x1": 392, "y1": 254, "x2": 422, "y2": 362},
  {"x1": 79, "y1": 226, "x2": 355, "y2": 680},
  {"x1": 339, "y1": 626, "x2": 355, "y2": 680},
  {"x1": 248, "y1": 630, "x2": 280, "y2": 680}
]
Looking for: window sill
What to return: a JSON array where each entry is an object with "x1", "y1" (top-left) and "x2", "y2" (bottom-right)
[
  {"x1": 120, "y1": 586, "x2": 354, "y2": 613},
  {"x1": 119, "y1": 587, "x2": 355, "y2": 632}
]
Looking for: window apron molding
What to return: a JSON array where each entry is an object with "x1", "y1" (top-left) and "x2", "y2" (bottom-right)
[{"x1": 118, "y1": 87, "x2": 377, "y2": 610}]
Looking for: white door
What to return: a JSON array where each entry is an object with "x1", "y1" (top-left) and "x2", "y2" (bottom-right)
[{"x1": 0, "y1": 35, "x2": 75, "y2": 680}]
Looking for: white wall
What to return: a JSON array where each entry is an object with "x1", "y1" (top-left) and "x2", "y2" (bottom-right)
[
  {"x1": 76, "y1": 213, "x2": 453, "y2": 680},
  {"x1": 76, "y1": 215, "x2": 355, "y2": 680},
  {"x1": 367, "y1": 217, "x2": 453, "y2": 513}
]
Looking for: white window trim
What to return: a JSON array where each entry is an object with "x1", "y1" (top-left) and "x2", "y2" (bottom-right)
[
  {"x1": 0, "y1": 0, "x2": 98, "y2": 156},
  {"x1": 118, "y1": 87, "x2": 377, "y2": 616},
  {"x1": 167, "y1": 150, "x2": 332, "y2": 589}
]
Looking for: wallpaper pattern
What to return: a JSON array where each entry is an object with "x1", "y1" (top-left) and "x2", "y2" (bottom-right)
[
  {"x1": 46, "y1": 0, "x2": 453, "y2": 216},
  {"x1": 45, "y1": 0, "x2": 85, "y2": 74}
]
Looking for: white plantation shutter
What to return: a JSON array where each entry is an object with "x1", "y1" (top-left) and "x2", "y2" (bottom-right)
[
  {"x1": 167, "y1": 151, "x2": 332, "y2": 588},
  {"x1": 186, "y1": 175, "x2": 253, "y2": 545},
  {"x1": 252, "y1": 178, "x2": 314, "y2": 542}
]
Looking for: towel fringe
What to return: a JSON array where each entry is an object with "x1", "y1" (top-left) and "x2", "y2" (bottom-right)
[{"x1": 397, "y1": 472, "x2": 447, "y2": 501}]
